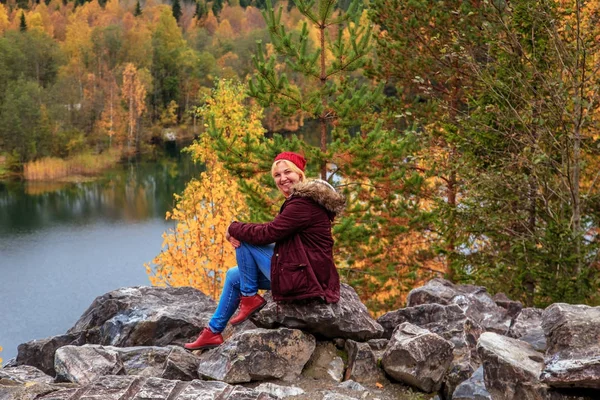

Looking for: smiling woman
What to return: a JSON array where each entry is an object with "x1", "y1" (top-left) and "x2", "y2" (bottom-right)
[{"x1": 182, "y1": 151, "x2": 346, "y2": 351}]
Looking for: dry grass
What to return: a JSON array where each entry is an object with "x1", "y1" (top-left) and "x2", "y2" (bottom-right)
[{"x1": 23, "y1": 150, "x2": 121, "y2": 181}]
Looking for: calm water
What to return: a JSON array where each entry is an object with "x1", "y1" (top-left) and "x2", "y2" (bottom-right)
[{"x1": 0, "y1": 152, "x2": 202, "y2": 363}]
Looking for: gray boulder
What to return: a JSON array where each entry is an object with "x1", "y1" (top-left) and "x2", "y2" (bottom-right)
[
  {"x1": 117, "y1": 345, "x2": 199, "y2": 380},
  {"x1": 443, "y1": 361, "x2": 478, "y2": 400},
  {"x1": 196, "y1": 328, "x2": 315, "y2": 383},
  {"x1": 55, "y1": 345, "x2": 125, "y2": 384},
  {"x1": 407, "y1": 278, "x2": 513, "y2": 335},
  {"x1": 381, "y1": 322, "x2": 454, "y2": 392},
  {"x1": 343, "y1": 339, "x2": 385, "y2": 384},
  {"x1": 54, "y1": 344, "x2": 200, "y2": 384},
  {"x1": 251, "y1": 284, "x2": 383, "y2": 341},
  {"x1": 34, "y1": 375, "x2": 277, "y2": 399},
  {"x1": 15, "y1": 331, "x2": 87, "y2": 377},
  {"x1": 67, "y1": 286, "x2": 218, "y2": 347},
  {"x1": 377, "y1": 303, "x2": 482, "y2": 358},
  {"x1": 302, "y1": 341, "x2": 345, "y2": 382},
  {"x1": 452, "y1": 366, "x2": 492, "y2": 400},
  {"x1": 337, "y1": 380, "x2": 367, "y2": 392},
  {"x1": 509, "y1": 307, "x2": 546, "y2": 352},
  {"x1": 493, "y1": 292, "x2": 524, "y2": 320},
  {"x1": 477, "y1": 332, "x2": 546, "y2": 400},
  {"x1": 541, "y1": 303, "x2": 600, "y2": 389},
  {"x1": 255, "y1": 382, "x2": 306, "y2": 398},
  {"x1": 378, "y1": 303, "x2": 481, "y2": 398}
]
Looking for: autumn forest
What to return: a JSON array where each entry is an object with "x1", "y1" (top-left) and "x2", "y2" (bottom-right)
[{"x1": 1, "y1": 0, "x2": 599, "y2": 315}]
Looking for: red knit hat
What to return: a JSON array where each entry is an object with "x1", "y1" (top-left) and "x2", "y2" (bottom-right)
[{"x1": 274, "y1": 151, "x2": 306, "y2": 172}]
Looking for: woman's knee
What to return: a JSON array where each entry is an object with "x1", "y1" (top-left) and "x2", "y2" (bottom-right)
[{"x1": 225, "y1": 266, "x2": 241, "y2": 284}]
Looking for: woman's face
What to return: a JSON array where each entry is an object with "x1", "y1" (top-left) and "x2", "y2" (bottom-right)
[{"x1": 273, "y1": 161, "x2": 301, "y2": 197}]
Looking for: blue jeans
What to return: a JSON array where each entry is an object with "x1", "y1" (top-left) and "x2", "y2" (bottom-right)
[{"x1": 208, "y1": 242, "x2": 274, "y2": 333}]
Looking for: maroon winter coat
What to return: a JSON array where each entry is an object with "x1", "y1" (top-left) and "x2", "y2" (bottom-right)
[{"x1": 228, "y1": 180, "x2": 345, "y2": 303}]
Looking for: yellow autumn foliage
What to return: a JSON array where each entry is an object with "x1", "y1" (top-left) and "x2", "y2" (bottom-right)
[
  {"x1": 0, "y1": 345, "x2": 3, "y2": 366},
  {"x1": 145, "y1": 141, "x2": 247, "y2": 299},
  {"x1": 146, "y1": 80, "x2": 266, "y2": 299}
]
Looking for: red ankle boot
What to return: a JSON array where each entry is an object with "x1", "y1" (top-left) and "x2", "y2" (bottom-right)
[
  {"x1": 230, "y1": 294, "x2": 267, "y2": 326},
  {"x1": 184, "y1": 328, "x2": 223, "y2": 350}
]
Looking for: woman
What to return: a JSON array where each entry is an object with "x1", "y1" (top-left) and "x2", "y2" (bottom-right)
[{"x1": 184, "y1": 151, "x2": 345, "y2": 350}]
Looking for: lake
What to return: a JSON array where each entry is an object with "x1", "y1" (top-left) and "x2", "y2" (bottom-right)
[{"x1": 0, "y1": 150, "x2": 202, "y2": 363}]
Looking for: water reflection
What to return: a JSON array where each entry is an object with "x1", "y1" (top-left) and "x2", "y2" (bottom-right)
[{"x1": 0, "y1": 156, "x2": 203, "y2": 235}]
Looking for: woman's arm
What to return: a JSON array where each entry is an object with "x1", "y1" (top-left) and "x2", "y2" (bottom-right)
[{"x1": 228, "y1": 198, "x2": 316, "y2": 245}]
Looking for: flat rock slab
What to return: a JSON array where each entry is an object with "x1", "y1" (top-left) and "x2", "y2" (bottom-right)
[
  {"x1": 54, "y1": 344, "x2": 200, "y2": 384},
  {"x1": 34, "y1": 375, "x2": 277, "y2": 399},
  {"x1": 252, "y1": 283, "x2": 383, "y2": 341},
  {"x1": 0, "y1": 365, "x2": 54, "y2": 384}
]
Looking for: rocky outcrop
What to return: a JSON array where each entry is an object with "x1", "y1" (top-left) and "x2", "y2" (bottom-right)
[
  {"x1": 0, "y1": 365, "x2": 54, "y2": 385},
  {"x1": 15, "y1": 286, "x2": 231, "y2": 378},
  {"x1": 508, "y1": 307, "x2": 546, "y2": 352},
  {"x1": 252, "y1": 283, "x2": 384, "y2": 341},
  {"x1": 377, "y1": 300, "x2": 481, "y2": 398},
  {"x1": 67, "y1": 286, "x2": 221, "y2": 346},
  {"x1": 3, "y1": 279, "x2": 600, "y2": 400}
]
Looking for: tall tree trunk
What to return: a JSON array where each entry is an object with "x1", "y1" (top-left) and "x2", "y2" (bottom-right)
[
  {"x1": 445, "y1": 79, "x2": 461, "y2": 280},
  {"x1": 572, "y1": 0, "x2": 583, "y2": 275},
  {"x1": 319, "y1": 21, "x2": 327, "y2": 180}
]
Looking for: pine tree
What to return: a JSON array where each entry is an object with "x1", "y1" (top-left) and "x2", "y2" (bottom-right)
[
  {"x1": 172, "y1": 0, "x2": 182, "y2": 23},
  {"x1": 208, "y1": 0, "x2": 432, "y2": 312},
  {"x1": 134, "y1": 0, "x2": 142, "y2": 17},
  {"x1": 249, "y1": 0, "x2": 378, "y2": 179},
  {"x1": 212, "y1": 0, "x2": 223, "y2": 17},
  {"x1": 194, "y1": 1, "x2": 206, "y2": 20},
  {"x1": 19, "y1": 12, "x2": 27, "y2": 32}
]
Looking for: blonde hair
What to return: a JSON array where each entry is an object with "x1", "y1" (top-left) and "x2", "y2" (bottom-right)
[{"x1": 271, "y1": 159, "x2": 306, "y2": 182}]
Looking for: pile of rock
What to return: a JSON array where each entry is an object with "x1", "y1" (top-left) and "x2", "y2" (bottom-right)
[{"x1": 1, "y1": 279, "x2": 598, "y2": 399}]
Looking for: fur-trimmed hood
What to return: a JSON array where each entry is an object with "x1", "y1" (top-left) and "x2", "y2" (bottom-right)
[{"x1": 290, "y1": 179, "x2": 346, "y2": 216}]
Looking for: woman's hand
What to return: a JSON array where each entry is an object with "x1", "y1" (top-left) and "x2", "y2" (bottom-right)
[{"x1": 226, "y1": 229, "x2": 241, "y2": 248}]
